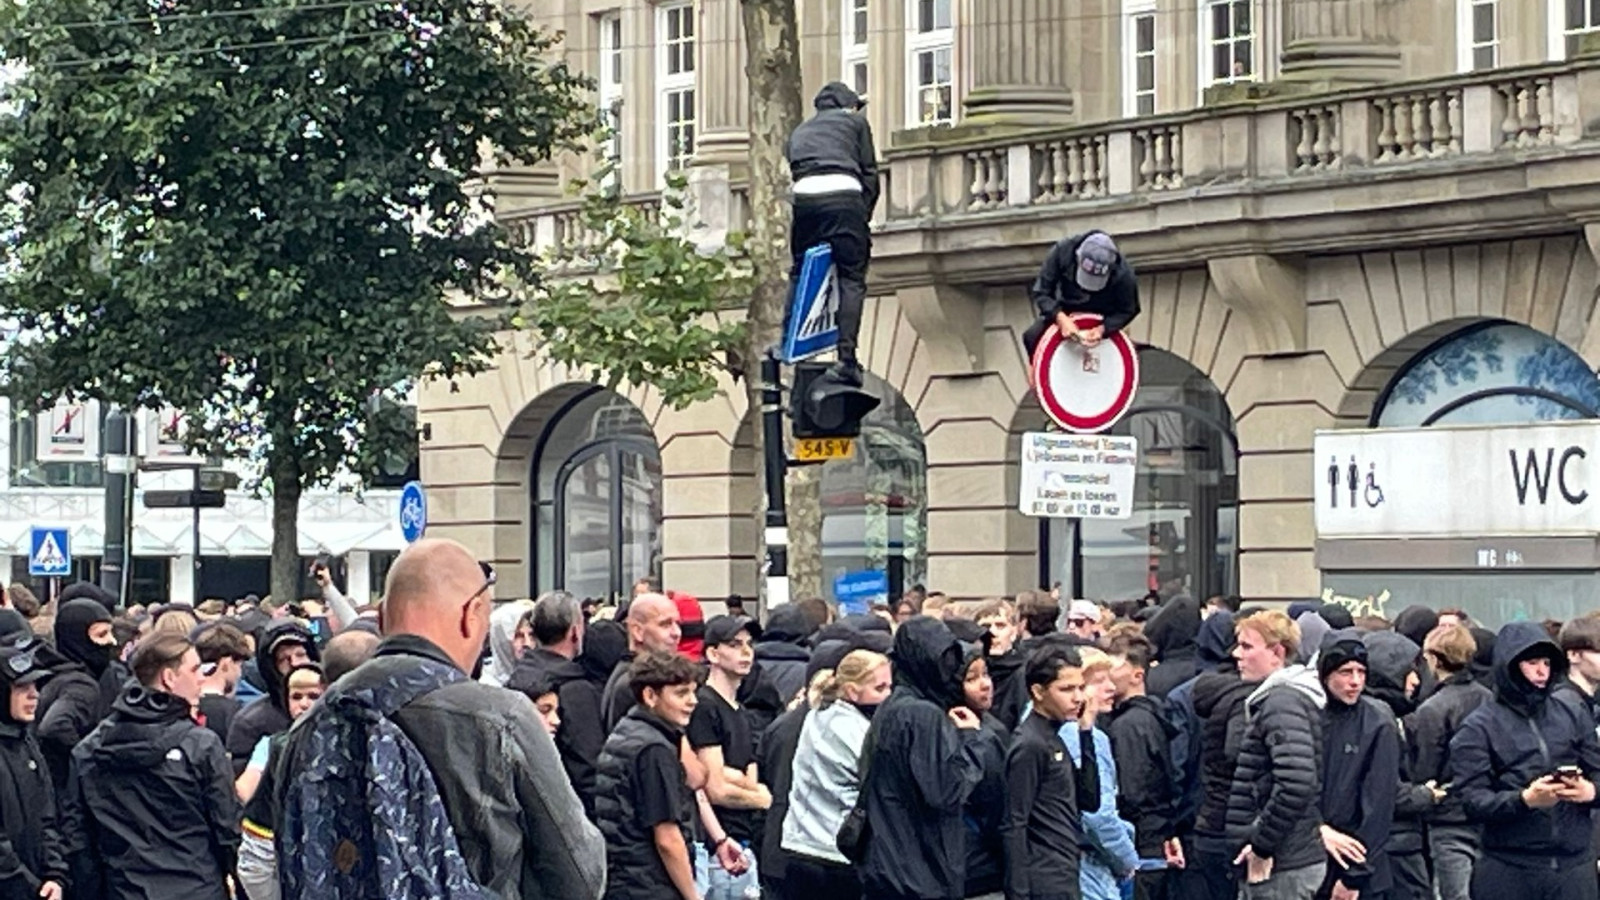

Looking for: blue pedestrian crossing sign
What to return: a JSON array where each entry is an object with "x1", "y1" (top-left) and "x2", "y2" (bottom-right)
[
  {"x1": 28, "y1": 528, "x2": 71, "y2": 577},
  {"x1": 782, "y1": 243, "x2": 840, "y2": 363}
]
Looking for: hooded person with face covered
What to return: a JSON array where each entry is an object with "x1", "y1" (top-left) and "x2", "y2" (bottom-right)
[
  {"x1": 858, "y1": 616, "x2": 996, "y2": 900},
  {"x1": 1448, "y1": 622, "x2": 1600, "y2": 900},
  {"x1": 0, "y1": 645, "x2": 67, "y2": 900},
  {"x1": 35, "y1": 599, "x2": 121, "y2": 792},
  {"x1": 225, "y1": 619, "x2": 320, "y2": 777}
]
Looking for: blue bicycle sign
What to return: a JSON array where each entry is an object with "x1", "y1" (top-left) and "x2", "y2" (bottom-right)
[{"x1": 399, "y1": 481, "x2": 428, "y2": 543}]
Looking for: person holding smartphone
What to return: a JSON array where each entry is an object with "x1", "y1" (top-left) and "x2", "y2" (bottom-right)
[{"x1": 1448, "y1": 622, "x2": 1600, "y2": 900}]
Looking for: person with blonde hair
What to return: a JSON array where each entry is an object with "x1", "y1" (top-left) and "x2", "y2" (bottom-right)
[
  {"x1": 1064, "y1": 648, "x2": 1140, "y2": 900},
  {"x1": 781, "y1": 649, "x2": 891, "y2": 897}
]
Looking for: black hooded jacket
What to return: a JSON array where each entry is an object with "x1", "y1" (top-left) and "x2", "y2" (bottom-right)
[
  {"x1": 507, "y1": 620, "x2": 626, "y2": 819},
  {"x1": 1105, "y1": 693, "x2": 1181, "y2": 855},
  {"x1": 225, "y1": 619, "x2": 319, "y2": 777},
  {"x1": 61, "y1": 686, "x2": 240, "y2": 900},
  {"x1": 1405, "y1": 668, "x2": 1490, "y2": 825},
  {"x1": 1028, "y1": 231, "x2": 1141, "y2": 333},
  {"x1": 1360, "y1": 631, "x2": 1436, "y2": 848},
  {"x1": 1448, "y1": 622, "x2": 1600, "y2": 862},
  {"x1": 1318, "y1": 631, "x2": 1399, "y2": 895},
  {"x1": 753, "y1": 605, "x2": 814, "y2": 707},
  {"x1": 36, "y1": 599, "x2": 118, "y2": 792},
  {"x1": 860, "y1": 616, "x2": 996, "y2": 900},
  {"x1": 0, "y1": 653, "x2": 67, "y2": 899},
  {"x1": 785, "y1": 82, "x2": 880, "y2": 212},
  {"x1": 1143, "y1": 597, "x2": 1202, "y2": 698},
  {"x1": 1179, "y1": 611, "x2": 1249, "y2": 843}
]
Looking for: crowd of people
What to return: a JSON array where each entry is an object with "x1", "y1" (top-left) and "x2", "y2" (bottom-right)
[{"x1": 0, "y1": 542, "x2": 1596, "y2": 900}]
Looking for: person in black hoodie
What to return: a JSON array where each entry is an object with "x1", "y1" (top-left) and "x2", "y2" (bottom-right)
[
  {"x1": 1175, "y1": 611, "x2": 1248, "y2": 900},
  {"x1": 225, "y1": 618, "x2": 319, "y2": 777},
  {"x1": 974, "y1": 601, "x2": 1026, "y2": 732},
  {"x1": 1361, "y1": 630, "x2": 1436, "y2": 900},
  {"x1": 859, "y1": 616, "x2": 995, "y2": 900},
  {"x1": 35, "y1": 598, "x2": 120, "y2": 792},
  {"x1": 1448, "y1": 621, "x2": 1600, "y2": 900},
  {"x1": 1142, "y1": 597, "x2": 1202, "y2": 699},
  {"x1": 1022, "y1": 231, "x2": 1141, "y2": 359},
  {"x1": 784, "y1": 81, "x2": 878, "y2": 384},
  {"x1": 1103, "y1": 632, "x2": 1182, "y2": 900},
  {"x1": 1003, "y1": 643, "x2": 1100, "y2": 900},
  {"x1": 957, "y1": 638, "x2": 1010, "y2": 899},
  {"x1": 754, "y1": 605, "x2": 815, "y2": 708},
  {"x1": 509, "y1": 593, "x2": 623, "y2": 819},
  {"x1": 0, "y1": 646, "x2": 67, "y2": 900},
  {"x1": 61, "y1": 631, "x2": 240, "y2": 900},
  {"x1": 1408, "y1": 624, "x2": 1491, "y2": 900},
  {"x1": 1314, "y1": 631, "x2": 1399, "y2": 900}
]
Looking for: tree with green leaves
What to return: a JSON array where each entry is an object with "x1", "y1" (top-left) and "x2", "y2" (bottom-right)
[{"x1": 0, "y1": 0, "x2": 593, "y2": 603}]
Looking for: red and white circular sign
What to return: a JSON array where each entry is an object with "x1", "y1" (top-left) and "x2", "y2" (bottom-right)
[{"x1": 1031, "y1": 312, "x2": 1140, "y2": 433}]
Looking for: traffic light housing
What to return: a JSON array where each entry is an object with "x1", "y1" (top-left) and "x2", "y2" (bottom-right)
[{"x1": 790, "y1": 361, "x2": 881, "y2": 439}]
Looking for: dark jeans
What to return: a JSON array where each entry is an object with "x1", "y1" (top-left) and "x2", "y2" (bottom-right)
[
  {"x1": 1387, "y1": 846, "x2": 1431, "y2": 900},
  {"x1": 789, "y1": 191, "x2": 870, "y2": 365},
  {"x1": 1430, "y1": 824, "x2": 1479, "y2": 900},
  {"x1": 787, "y1": 854, "x2": 862, "y2": 900},
  {"x1": 1171, "y1": 840, "x2": 1238, "y2": 900},
  {"x1": 1133, "y1": 868, "x2": 1171, "y2": 900},
  {"x1": 1472, "y1": 855, "x2": 1598, "y2": 900}
]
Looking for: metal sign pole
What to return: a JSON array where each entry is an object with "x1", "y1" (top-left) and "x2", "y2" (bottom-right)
[{"x1": 760, "y1": 350, "x2": 789, "y2": 610}]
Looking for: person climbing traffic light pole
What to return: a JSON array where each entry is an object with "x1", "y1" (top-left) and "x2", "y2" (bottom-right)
[
  {"x1": 1022, "y1": 231, "x2": 1142, "y2": 360},
  {"x1": 786, "y1": 81, "x2": 878, "y2": 386}
]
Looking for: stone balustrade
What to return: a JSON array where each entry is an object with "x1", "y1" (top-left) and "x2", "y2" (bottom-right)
[{"x1": 882, "y1": 60, "x2": 1600, "y2": 220}]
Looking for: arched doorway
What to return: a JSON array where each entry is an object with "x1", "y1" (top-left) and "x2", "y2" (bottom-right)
[
  {"x1": 1035, "y1": 348, "x2": 1239, "y2": 604},
  {"x1": 529, "y1": 387, "x2": 662, "y2": 604},
  {"x1": 1321, "y1": 320, "x2": 1600, "y2": 624},
  {"x1": 819, "y1": 373, "x2": 927, "y2": 607}
]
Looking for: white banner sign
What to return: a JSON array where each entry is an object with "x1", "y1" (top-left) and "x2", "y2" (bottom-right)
[
  {"x1": 140, "y1": 407, "x2": 205, "y2": 463},
  {"x1": 1314, "y1": 421, "x2": 1600, "y2": 538},
  {"x1": 1018, "y1": 431, "x2": 1138, "y2": 519},
  {"x1": 34, "y1": 399, "x2": 100, "y2": 461}
]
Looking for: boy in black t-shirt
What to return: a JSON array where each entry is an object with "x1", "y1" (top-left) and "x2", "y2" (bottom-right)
[
  {"x1": 596, "y1": 651, "x2": 702, "y2": 900},
  {"x1": 686, "y1": 616, "x2": 772, "y2": 899}
]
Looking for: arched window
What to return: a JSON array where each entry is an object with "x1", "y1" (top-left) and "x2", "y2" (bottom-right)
[
  {"x1": 820, "y1": 373, "x2": 927, "y2": 607},
  {"x1": 1372, "y1": 321, "x2": 1600, "y2": 427},
  {"x1": 1037, "y1": 348, "x2": 1238, "y2": 603},
  {"x1": 530, "y1": 388, "x2": 662, "y2": 603}
]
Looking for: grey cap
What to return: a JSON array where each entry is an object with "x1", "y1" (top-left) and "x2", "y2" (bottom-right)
[{"x1": 1075, "y1": 233, "x2": 1119, "y2": 292}]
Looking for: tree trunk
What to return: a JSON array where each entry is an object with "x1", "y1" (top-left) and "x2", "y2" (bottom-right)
[
  {"x1": 268, "y1": 445, "x2": 303, "y2": 606},
  {"x1": 739, "y1": 0, "x2": 815, "y2": 605},
  {"x1": 785, "y1": 464, "x2": 823, "y2": 598}
]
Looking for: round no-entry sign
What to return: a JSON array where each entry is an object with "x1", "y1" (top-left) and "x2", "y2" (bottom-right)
[{"x1": 1031, "y1": 312, "x2": 1139, "y2": 433}]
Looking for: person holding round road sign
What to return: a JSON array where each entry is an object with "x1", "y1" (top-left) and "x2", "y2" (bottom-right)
[{"x1": 1023, "y1": 231, "x2": 1141, "y2": 359}]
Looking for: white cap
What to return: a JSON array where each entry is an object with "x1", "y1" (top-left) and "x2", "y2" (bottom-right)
[{"x1": 1067, "y1": 600, "x2": 1100, "y2": 622}]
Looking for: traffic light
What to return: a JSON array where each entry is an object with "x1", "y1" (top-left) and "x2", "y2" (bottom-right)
[{"x1": 790, "y1": 361, "x2": 880, "y2": 439}]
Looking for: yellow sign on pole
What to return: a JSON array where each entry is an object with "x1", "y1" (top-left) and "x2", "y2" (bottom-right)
[{"x1": 793, "y1": 437, "x2": 855, "y2": 462}]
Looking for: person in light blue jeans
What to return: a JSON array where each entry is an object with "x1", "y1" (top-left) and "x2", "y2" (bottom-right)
[{"x1": 1062, "y1": 650, "x2": 1140, "y2": 900}]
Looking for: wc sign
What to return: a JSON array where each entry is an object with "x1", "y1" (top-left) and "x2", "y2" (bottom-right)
[{"x1": 1313, "y1": 421, "x2": 1600, "y2": 539}]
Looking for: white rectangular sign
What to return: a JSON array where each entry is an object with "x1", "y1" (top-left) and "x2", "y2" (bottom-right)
[
  {"x1": 34, "y1": 399, "x2": 100, "y2": 461},
  {"x1": 1314, "y1": 421, "x2": 1600, "y2": 538},
  {"x1": 1018, "y1": 431, "x2": 1138, "y2": 519}
]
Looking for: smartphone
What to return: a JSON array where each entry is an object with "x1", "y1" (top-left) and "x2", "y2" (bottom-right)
[{"x1": 1556, "y1": 765, "x2": 1584, "y2": 781}]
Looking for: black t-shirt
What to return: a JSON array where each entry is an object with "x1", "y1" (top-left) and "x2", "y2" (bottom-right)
[
  {"x1": 634, "y1": 742, "x2": 688, "y2": 831},
  {"x1": 686, "y1": 685, "x2": 756, "y2": 845},
  {"x1": 198, "y1": 693, "x2": 241, "y2": 751}
]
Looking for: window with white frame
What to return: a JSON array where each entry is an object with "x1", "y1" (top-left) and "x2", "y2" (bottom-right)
[
  {"x1": 1555, "y1": 0, "x2": 1600, "y2": 59},
  {"x1": 656, "y1": 3, "x2": 696, "y2": 175},
  {"x1": 1124, "y1": 1, "x2": 1157, "y2": 117},
  {"x1": 906, "y1": 0, "x2": 953, "y2": 127},
  {"x1": 844, "y1": 0, "x2": 869, "y2": 101},
  {"x1": 1458, "y1": 0, "x2": 1498, "y2": 71},
  {"x1": 598, "y1": 13, "x2": 624, "y2": 186},
  {"x1": 1201, "y1": 0, "x2": 1254, "y2": 88}
]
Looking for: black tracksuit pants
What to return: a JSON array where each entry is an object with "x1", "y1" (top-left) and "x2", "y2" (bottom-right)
[
  {"x1": 1472, "y1": 854, "x2": 1598, "y2": 900},
  {"x1": 790, "y1": 191, "x2": 870, "y2": 365}
]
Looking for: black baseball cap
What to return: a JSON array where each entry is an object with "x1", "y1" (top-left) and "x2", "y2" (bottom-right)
[
  {"x1": 0, "y1": 647, "x2": 48, "y2": 686},
  {"x1": 703, "y1": 615, "x2": 761, "y2": 648}
]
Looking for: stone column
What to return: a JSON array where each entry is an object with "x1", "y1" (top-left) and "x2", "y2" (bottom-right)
[
  {"x1": 1279, "y1": 0, "x2": 1402, "y2": 85},
  {"x1": 687, "y1": 0, "x2": 748, "y2": 251},
  {"x1": 962, "y1": 0, "x2": 1075, "y2": 124}
]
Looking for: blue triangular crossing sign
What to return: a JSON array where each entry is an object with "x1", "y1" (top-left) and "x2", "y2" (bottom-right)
[
  {"x1": 782, "y1": 243, "x2": 840, "y2": 363},
  {"x1": 28, "y1": 528, "x2": 71, "y2": 577}
]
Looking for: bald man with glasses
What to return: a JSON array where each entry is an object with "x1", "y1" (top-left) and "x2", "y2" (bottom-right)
[{"x1": 275, "y1": 538, "x2": 605, "y2": 900}]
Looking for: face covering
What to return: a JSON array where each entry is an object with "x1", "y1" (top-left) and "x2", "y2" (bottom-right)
[
  {"x1": 55, "y1": 599, "x2": 114, "y2": 679},
  {"x1": 851, "y1": 700, "x2": 880, "y2": 719}
]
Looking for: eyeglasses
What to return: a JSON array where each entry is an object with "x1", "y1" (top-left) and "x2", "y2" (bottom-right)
[
  {"x1": 1067, "y1": 617, "x2": 1096, "y2": 626},
  {"x1": 468, "y1": 561, "x2": 497, "y2": 603}
]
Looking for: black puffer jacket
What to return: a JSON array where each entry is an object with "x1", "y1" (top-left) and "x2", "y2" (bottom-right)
[
  {"x1": 60, "y1": 686, "x2": 239, "y2": 900},
  {"x1": 860, "y1": 616, "x2": 995, "y2": 900},
  {"x1": 1186, "y1": 612, "x2": 1248, "y2": 843},
  {"x1": 1448, "y1": 622, "x2": 1600, "y2": 862},
  {"x1": 1224, "y1": 665, "x2": 1326, "y2": 871},
  {"x1": 1404, "y1": 669, "x2": 1491, "y2": 825},
  {"x1": 785, "y1": 82, "x2": 880, "y2": 212},
  {"x1": 225, "y1": 619, "x2": 319, "y2": 776},
  {"x1": 0, "y1": 660, "x2": 67, "y2": 900}
]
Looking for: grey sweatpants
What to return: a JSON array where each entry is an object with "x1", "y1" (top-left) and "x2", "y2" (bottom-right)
[{"x1": 1240, "y1": 862, "x2": 1326, "y2": 900}]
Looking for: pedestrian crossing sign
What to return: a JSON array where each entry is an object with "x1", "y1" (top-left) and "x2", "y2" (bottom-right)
[
  {"x1": 28, "y1": 527, "x2": 71, "y2": 577},
  {"x1": 782, "y1": 243, "x2": 840, "y2": 363}
]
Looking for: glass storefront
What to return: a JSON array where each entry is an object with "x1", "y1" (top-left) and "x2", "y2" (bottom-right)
[
  {"x1": 819, "y1": 374, "x2": 927, "y2": 606},
  {"x1": 1039, "y1": 348, "x2": 1238, "y2": 603},
  {"x1": 530, "y1": 388, "x2": 662, "y2": 604}
]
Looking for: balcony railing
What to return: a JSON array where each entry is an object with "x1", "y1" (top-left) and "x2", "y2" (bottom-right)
[{"x1": 880, "y1": 61, "x2": 1598, "y2": 221}]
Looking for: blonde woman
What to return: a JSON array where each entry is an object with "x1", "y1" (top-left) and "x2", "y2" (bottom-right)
[
  {"x1": 780, "y1": 649, "x2": 891, "y2": 899},
  {"x1": 1066, "y1": 647, "x2": 1140, "y2": 900}
]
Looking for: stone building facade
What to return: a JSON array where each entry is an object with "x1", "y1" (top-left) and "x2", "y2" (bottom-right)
[{"x1": 419, "y1": 0, "x2": 1600, "y2": 614}]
